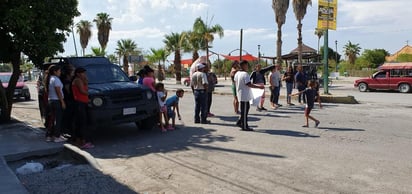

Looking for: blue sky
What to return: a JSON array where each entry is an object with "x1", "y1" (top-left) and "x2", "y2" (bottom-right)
[{"x1": 62, "y1": 0, "x2": 412, "y2": 64}]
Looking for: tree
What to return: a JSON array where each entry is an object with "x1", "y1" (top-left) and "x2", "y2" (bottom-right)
[
  {"x1": 91, "y1": 47, "x2": 106, "y2": 57},
  {"x1": 292, "y1": 0, "x2": 312, "y2": 64},
  {"x1": 343, "y1": 41, "x2": 361, "y2": 65},
  {"x1": 107, "y1": 54, "x2": 118, "y2": 64},
  {"x1": 272, "y1": 0, "x2": 290, "y2": 65},
  {"x1": 147, "y1": 48, "x2": 170, "y2": 81},
  {"x1": 314, "y1": 28, "x2": 324, "y2": 54},
  {"x1": 164, "y1": 32, "x2": 186, "y2": 84},
  {"x1": 76, "y1": 20, "x2": 93, "y2": 56},
  {"x1": 361, "y1": 49, "x2": 389, "y2": 68},
  {"x1": 0, "y1": 0, "x2": 79, "y2": 122},
  {"x1": 93, "y1": 12, "x2": 113, "y2": 51},
  {"x1": 116, "y1": 39, "x2": 137, "y2": 73},
  {"x1": 186, "y1": 30, "x2": 205, "y2": 63},
  {"x1": 193, "y1": 17, "x2": 224, "y2": 66}
]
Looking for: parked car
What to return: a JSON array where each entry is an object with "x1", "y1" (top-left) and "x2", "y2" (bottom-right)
[
  {"x1": 183, "y1": 72, "x2": 218, "y2": 87},
  {"x1": 0, "y1": 72, "x2": 31, "y2": 101},
  {"x1": 38, "y1": 57, "x2": 160, "y2": 130},
  {"x1": 354, "y1": 62, "x2": 412, "y2": 93},
  {"x1": 183, "y1": 77, "x2": 190, "y2": 86}
]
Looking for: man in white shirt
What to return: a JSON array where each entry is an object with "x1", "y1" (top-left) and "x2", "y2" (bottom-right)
[
  {"x1": 190, "y1": 63, "x2": 209, "y2": 124},
  {"x1": 234, "y1": 60, "x2": 264, "y2": 131}
]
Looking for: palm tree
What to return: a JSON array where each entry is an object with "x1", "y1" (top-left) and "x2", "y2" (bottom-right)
[
  {"x1": 343, "y1": 41, "x2": 361, "y2": 65},
  {"x1": 116, "y1": 39, "x2": 137, "y2": 74},
  {"x1": 314, "y1": 28, "x2": 324, "y2": 54},
  {"x1": 292, "y1": 0, "x2": 312, "y2": 64},
  {"x1": 164, "y1": 32, "x2": 186, "y2": 84},
  {"x1": 147, "y1": 48, "x2": 170, "y2": 81},
  {"x1": 272, "y1": 0, "x2": 290, "y2": 65},
  {"x1": 93, "y1": 12, "x2": 113, "y2": 50},
  {"x1": 76, "y1": 20, "x2": 93, "y2": 56},
  {"x1": 186, "y1": 30, "x2": 205, "y2": 63},
  {"x1": 193, "y1": 17, "x2": 224, "y2": 65},
  {"x1": 91, "y1": 46, "x2": 106, "y2": 56}
]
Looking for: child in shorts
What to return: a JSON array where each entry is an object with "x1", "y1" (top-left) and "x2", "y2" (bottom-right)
[
  {"x1": 165, "y1": 89, "x2": 184, "y2": 129},
  {"x1": 155, "y1": 83, "x2": 173, "y2": 132},
  {"x1": 290, "y1": 80, "x2": 322, "y2": 128}
]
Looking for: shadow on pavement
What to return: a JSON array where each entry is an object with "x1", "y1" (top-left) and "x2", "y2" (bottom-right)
[{"x1": 256, "y1": 129, "x2": 320, "y2": 138}]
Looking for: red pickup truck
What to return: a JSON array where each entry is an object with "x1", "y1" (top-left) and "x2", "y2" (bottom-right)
[{"x1": 354, "y1": 62, "x2": 412, "y2": 93}]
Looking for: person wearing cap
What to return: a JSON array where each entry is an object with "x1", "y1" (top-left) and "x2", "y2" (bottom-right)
[
  {"x1": 190, "y1": 62, "x2": 209, "y2": 124},
  {"x1": 234, "y1": 60, "x2": 264, "y2": 131},
  {"x1": 72, "y1": 67, "x2": 94, "y2": 149}
]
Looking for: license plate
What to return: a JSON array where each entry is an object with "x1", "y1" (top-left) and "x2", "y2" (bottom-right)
[{"x1": 123, "y1": 107, "x2": 136, "y2": 115}]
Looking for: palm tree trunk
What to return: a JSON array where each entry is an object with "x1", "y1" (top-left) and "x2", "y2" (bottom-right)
[
  {"x1": 123, "y1": 55, "x2": 129, "y2": 74},
  {"x1": 174, "y1": 51, "x2": 182, "y2": 84},
  {"x1": 276, "y1": 23, "x2": 283, "y2": 65},
  {"x1": 297, "y1": 21, "x2": 303, "y2": 64}
]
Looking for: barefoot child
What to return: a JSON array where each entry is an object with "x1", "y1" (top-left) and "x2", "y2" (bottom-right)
[
  {"x1": 290, "y1": 80, "x2": 322, "y2": 128},
  {"x1": 165, "y1": 88, "x2": 184, "y2": 129},
  {"x1": 155, "y1": 83, "x2": 173, "y2": 132}
]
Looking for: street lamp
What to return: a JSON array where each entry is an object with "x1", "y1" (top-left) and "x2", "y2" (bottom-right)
[
  {"x1": 335, "y1": 40, "x2": 338, "y2": 72},
  {"x1": 257, "y1": 45, "x2": 261, "y2": 62}
]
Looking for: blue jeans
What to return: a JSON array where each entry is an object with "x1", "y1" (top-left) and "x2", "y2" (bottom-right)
[
  {"x1": 286, "y1": 82, "x2": 293, "y2": 103},
  {"x1": 270, "y1": 86, "x2": 280, "y2": 105},
  {"x1": 194, "y1": 90, "x2": 207, "y2": 122}
]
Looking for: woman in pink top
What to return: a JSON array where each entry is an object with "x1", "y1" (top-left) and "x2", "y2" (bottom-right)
[{"x1": 142, "y1": 67, "x2": 155, "y2": 92}]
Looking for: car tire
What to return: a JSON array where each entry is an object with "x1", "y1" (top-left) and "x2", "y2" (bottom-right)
[
  {"x1": 398, "y1": 83, "x2": 411, "y2": 93},
  {"x1": 136, "y1": 114, "x2": 159, "y2": 130},
  {"x1": 184, "y1": 80, "x2": 189, "y2": 86},
  {"x1": 358, "y1": 83, "x2": 368, "y2": 92}
]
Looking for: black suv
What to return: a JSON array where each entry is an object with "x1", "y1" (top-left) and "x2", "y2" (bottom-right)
[{"x1": 38, "y1": 57, "x2": 159, "y2": 130}]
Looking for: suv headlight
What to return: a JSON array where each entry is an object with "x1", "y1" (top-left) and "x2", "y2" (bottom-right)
[
  {"x1": 146, "y1": 91, "x2": 153, "y2": 99},
  {"x1": 91, "y1": 97, "x2": 104, "y2": 107}
]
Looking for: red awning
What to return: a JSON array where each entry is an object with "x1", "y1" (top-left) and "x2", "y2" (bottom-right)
[
  {"x1": 180, "y1": 59, "x2": 193, "y2": 65},
  {"x1": 221, "y1": 53, "x2": 258, "y2": 61}
]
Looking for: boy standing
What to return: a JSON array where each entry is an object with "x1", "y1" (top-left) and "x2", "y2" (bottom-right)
[
  {"x1": 234, "y1": 60, "x2": 264, "y2": 131},
  {"x1": 290, "y1": 80, "x2": 322, "y2": 128},
  {"x1": 166, "y1": 89, "x2": 184, "y2": 129}
]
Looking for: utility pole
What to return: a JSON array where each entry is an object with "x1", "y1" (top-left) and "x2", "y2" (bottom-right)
[
  {"x1": 258, "y1": 45, "x2": 261, "y2": 63},
  {"x1": 335, "y1": 40, "x2": 338, "y2": 72}
]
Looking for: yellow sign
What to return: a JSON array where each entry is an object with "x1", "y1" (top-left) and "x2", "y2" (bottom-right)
[{"x1": 317, "y1": 0, "x2": 337, "y2": 30}]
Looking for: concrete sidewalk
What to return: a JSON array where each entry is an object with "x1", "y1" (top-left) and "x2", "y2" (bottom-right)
[{"x1": 0, "y1": 121, "x2": 64, "y2": 194}]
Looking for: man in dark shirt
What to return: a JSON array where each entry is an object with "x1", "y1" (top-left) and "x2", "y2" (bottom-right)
[{"x1": 250, "y1": 64, "x2": 273, "y2": 111}]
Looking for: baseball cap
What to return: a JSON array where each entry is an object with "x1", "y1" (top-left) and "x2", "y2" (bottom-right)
[{"x1": 197, "y1": 63, "x2": 206, "y2": 69}]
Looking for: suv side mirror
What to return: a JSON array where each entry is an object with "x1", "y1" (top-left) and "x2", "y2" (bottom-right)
[{"x1": 129, "y1": 75, "x2": 137, "y2": 81}]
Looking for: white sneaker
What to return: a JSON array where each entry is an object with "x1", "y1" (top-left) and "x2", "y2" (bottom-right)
[{"x1": 53, "y1": 136, "x2": 67, "y2": 143}]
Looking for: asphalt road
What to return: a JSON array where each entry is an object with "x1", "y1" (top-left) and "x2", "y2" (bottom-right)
[{"x1": 9, "y1": 80, "x2": 412, "y2": 193}]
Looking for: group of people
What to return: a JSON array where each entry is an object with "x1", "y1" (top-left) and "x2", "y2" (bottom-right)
[
  {"x1": 136, "y1": 65, "x2": 185, "y2": 132},
  {"x1": 230, "y1": 61, "x2": 322, "y2": 131},
  {"x1": 39, "y1": 64, "x2": 93, "y2": 149}
]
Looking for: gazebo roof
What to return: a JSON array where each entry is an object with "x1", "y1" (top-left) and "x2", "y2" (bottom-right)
[{"x1": 290, "y1": 43, "x2": 318, "y2": 54}]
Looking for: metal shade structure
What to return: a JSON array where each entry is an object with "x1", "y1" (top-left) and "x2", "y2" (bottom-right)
[{"x1": 221, "y1": 53, "x2": 258, "y2": 61}]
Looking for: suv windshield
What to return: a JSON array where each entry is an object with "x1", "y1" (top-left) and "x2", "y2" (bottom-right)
[
  {"x1": 0, "y1": 74, "x2": 24, "y2": 83},
  {"x1": 85, "y1": 64, "x2": 130, "y2": 84}
]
